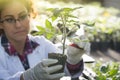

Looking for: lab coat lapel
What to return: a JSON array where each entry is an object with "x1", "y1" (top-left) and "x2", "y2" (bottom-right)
[{"x1": 7, "y1": 55, "x2": 25, "y2": 73}]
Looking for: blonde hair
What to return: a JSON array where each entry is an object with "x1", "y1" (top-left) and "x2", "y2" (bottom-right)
[{"x1": 0, "y1": 0, "x2": 37, "y2": 35}]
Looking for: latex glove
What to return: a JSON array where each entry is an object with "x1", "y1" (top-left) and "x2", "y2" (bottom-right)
[
  {"x1": 67, "y1": 36, "x2": 90, "y2": 64},
  {"x1": 23, "y1": 59, "x2": 65, "y2": 80}
]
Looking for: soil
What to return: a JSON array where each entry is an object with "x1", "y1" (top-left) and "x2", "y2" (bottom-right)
[{"x1": 48, "y1": 53, "x2": 67, "y2": 74}]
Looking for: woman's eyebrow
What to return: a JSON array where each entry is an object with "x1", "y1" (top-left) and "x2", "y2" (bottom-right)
[
  {"x1": 18, "y1": 10, "x2": 28, "y2": 15},
  {"x1": 2, "y1": 15, "x2": 14, "y2": 18},
  {"x1": 2, "y1": 10, "x2": 28, "y2": 19}
]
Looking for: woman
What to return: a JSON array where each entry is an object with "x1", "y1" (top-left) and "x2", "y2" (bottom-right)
[{"x1": 0, "y1": 0, "x2": 90, "y2": 80}]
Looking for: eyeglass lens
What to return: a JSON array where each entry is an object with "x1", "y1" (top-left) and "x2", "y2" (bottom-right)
[{"x1": 0, "y1": 13, "x2": 29, "y2": 24}]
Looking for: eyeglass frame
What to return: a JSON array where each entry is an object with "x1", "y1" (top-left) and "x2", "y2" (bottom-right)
[{"x1": 0, "y1": 13, "x2": 30, "y2": 25}]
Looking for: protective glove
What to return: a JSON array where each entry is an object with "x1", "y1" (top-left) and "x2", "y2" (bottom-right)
[
  {"x1": 23, "y1": 59, "x2": 65, "y2": 80},
  {"x1": 66, "y1": 35, "x2": 90, "y2": 64}
]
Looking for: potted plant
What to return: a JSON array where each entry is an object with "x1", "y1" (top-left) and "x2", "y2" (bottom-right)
[
  {"x1": 48, "y1": 7, "x2": 83, "y2": 74},
  {"x1": 34, "y1": 7, "x2": 82, "y2": 74}
]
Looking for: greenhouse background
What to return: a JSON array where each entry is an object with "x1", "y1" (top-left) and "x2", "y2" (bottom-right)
[
  {"x1": 33, "y1": 0, "x2": 120, "y2": 62},
  {"x1": 31, "y1": 0, "x2": 120, "y2": 79}
]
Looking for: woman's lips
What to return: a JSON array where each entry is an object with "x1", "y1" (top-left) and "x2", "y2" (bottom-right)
[{"x1": 15, "y1": 30, "x2": 25, "y2": 34}]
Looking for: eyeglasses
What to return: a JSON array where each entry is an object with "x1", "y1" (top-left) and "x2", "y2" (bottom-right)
[{"x1": 0, "y1": 14, "x2": 29, "y2": 25}]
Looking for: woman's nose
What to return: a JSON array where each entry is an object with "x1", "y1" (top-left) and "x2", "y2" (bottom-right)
[{"x1": 15, "y1": 20, "x2": 22, "y2": 28}]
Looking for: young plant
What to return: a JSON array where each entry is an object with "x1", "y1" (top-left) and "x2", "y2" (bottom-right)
[
  {"x1": 47, "y1": 6, "x2": 82, "y2": 54},
  {"x1": 33, "y1": 7, "x2": 83, "y2": 74},
  {"x1": 47, "y1": 7, "x2": 83, "y2": 74}
]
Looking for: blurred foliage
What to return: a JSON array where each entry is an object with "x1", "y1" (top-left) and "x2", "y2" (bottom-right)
[
  {"x1": 46, "y1": 0, "x2": 102, "y2": 4},
  {"x1": 33, "y1": 0, "x2": 120, "y2": 42},
  {"x1": 92, "y1": 61, "x2": 120, "y2": 80}
]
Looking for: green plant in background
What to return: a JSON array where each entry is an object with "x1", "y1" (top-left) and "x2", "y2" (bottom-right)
[
  {"x1": 92, "y1": 61, "x2": 120, "y2": 80},
  {"x1": 85, "y1": 9, "x2": 120, "y2": 42}
]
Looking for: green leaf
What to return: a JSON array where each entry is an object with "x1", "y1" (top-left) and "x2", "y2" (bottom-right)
[
  {"x1": 47, "y1": 8, "x2": 62, "y2": 17},
  {"x1": 37, "y1": 25, "x2": 44, "y2": 30},
  {"x1": 108, "y1": 69, "x2": 118, "y2": 77},
  {"x1": 62, "y1": 8, "x2": 73, "y2": 12},
  {"x1": 73, "y1": 6, "x2": 83, "y2": 10},
  {"x1": 36, "y1": 26, "x2": 46, "y2": 32},
  {"x1": 46, "y1": 8, "x2": 54, "y2": 11},
  {"x1": 112, "y1": 75, "x2": 120, "y2": 80},
  {"x1": 96, "y1": 73, "x2": 106, "y2": 80},
  {"x1": 67, "y1": 20, "x2": 77, "y2": 23},
  {"x1": 45, "y1": 19, "x2": 53, "y2": 30},
  {"x1": 51, "y1": 16, "x2": 57, "y2": 22},
  {"x1": 46, "y1": 32, "x2": 53, "y2": 39},
  {"x1": 68, "y1": 14, "x2": 78, "y2": 18},
  {"x1": 53, "y1": 8, "x2": 63, "y2": 16}
]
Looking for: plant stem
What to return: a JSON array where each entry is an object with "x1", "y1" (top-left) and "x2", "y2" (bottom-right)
[{"x1": 61, "y1": 15, "x2": 67, "y2": 55}]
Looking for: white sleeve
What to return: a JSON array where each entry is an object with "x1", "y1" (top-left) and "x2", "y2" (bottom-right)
[
  {"x1": 44, "y1": 37, "x2": 62, "y2": 54},
  {"x1": 32, "y1": 35, "x2": 62, "y2": 54},
  {"x1": 0, "y1": 70, "x2": 23, "y2": 80},
  {"x1": 0, "y1": 50, "x2": 23, "y2": 80},
  {"x1": 0, "y1": 60, "x2": 23, "y2": 80}
]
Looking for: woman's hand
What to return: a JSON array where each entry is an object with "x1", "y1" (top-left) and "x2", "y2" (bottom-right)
[
  {"x1": 22, "y1": 59, "x2": 65, "y2": 80},
  {"x1": 66, "y1": 36, "x2": 90, "y2": 64}
]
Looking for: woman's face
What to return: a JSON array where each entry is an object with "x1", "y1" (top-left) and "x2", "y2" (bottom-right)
[{"x1": 0, "y1": 1, "x2": 30, "y2": 42}]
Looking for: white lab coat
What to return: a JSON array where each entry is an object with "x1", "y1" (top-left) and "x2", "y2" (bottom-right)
[{"x1": 0, "y1": 34, "x2": 81, "y2": 80}]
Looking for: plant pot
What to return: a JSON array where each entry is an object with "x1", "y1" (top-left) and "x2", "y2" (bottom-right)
[{"x1": 48, "y1": 53, "x2": 67, "y2": 74}]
